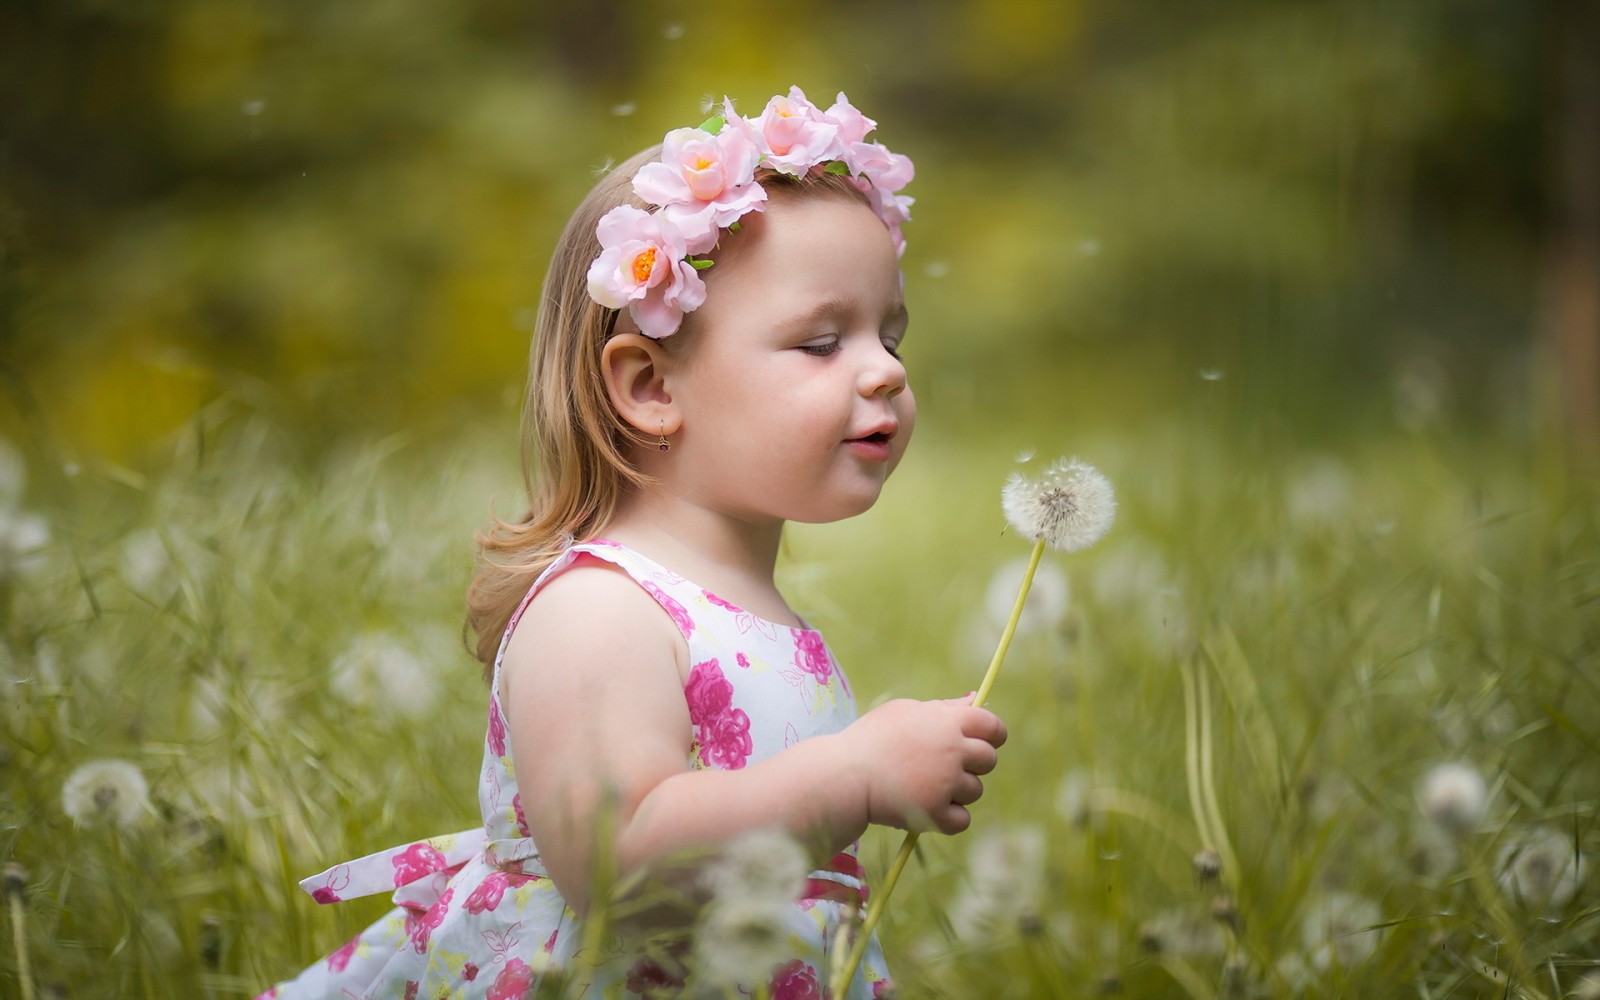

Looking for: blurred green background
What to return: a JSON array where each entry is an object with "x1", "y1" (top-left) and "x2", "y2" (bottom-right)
[
  {"x1": 3, "y1": 0, "x2": 1594, "y2": 465},
  {"x1": 4, "y1": 2, "x2": 1599, "y2": 998}
]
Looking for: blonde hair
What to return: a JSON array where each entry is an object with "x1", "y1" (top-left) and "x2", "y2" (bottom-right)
[{"x1": 465, "y1": 151, "x2": 873, "y2": 670}]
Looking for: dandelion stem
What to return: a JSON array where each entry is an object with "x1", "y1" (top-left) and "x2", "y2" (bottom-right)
[
  {"x1": 8, "y1": 889, "x2": 35, "y2": 1000},
  {"x1": 830, "y1": 538, "x2": 1046, "y2": 995}
]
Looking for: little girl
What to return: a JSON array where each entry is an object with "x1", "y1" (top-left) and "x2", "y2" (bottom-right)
[{"x1": 258, "y1": 86, "x2": 1007, "y2": 1000}]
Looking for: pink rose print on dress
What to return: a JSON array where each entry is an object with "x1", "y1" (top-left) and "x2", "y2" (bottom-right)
[
  {"x1": 404, "y1": 887, "x2": 452, "y2": 953},
  {"x1": 463, "y1": 962, "x2": 479, "y2": 981},
  {"x1": 464, "y1": 871, "x2": 537, "y2": 914},
  {"x1": 792, "y1": 629, "x2": 834, "y2": 684},
  {"x1": 643, "y1": 581, "x2": 695, "y2": 637},
  {"x1": 736, "y1": 651, "x2": 750, "y2": 669},
  {"x1": 326, "y1": 935, "x2": 358, "y2": 973},
  {"x1": 684, "y1": 659, "x2": 752, "y2": 769},
  {"x1": 770, "y1": 959, "x2": 822, "y2": 1000},
  {"x1": 512, "y1": 792, "x2": 530, "y2": 836},
  {"x1": 310, "y1": 864, "x2": 350, "y2": 904},
  {"x1": 487, "y1": 958, "x2": 535, "y2": 1000},
  {"x1": 486, "y1": 699, "x2": 507, "y2": 757},
  {"x1": 404, "y1": 981, "x2": 418, "y2": 1000},
  {"x1": 391, "y1": 842, "x2": 447, "y2": 887}
]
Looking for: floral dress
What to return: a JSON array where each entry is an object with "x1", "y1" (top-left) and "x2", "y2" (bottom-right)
[{"x1": 257, "y1": 539, "x2": 893, "y2": 999}]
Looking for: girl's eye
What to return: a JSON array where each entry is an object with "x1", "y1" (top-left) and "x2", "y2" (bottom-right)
[
  {"x1": 882, "y1": 340, "x2": 903, "y2": 360},
  {"x1": 799, "y1": 339, "x2": 842, "y2": 357}
]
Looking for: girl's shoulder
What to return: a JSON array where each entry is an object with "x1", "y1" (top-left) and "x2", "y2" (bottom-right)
[{"x1": 500, "y1": 544, "x2": 691, "y2": 686}]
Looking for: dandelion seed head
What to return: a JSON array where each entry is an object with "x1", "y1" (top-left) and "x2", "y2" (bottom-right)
[
  {"x1": 947, "y1": 824, "x2": 1046, "y2": 940},
  {"x1": 983, "y1": 555, "x2": 1069, "y2": 635},
  {"x1": 1418, "y1": 761, "x2": 1488, "y2": 835},
  {"x1": 700, "y1": 827, "x2": 808, "y2": 906},
  {"x1": 1496, "y1": 825, "x2": 1585, "y2": 911},
  {"x1": 1301, "y1": 892, "x2": 1381, "y2": 970},
  {"x1": 1138, "y1": 909, "x2": 1225, "y2": 957},
  {"x1": 2, "y1": 862, "x2": 25, "y2": 899},
  {"x1": 329, "y1": 631, "x2": 442, "y2": 719},
  {"x1": 1002, "y1": 457, "x2": 1115, "y2": 552},
  {"x1": 694, "y1": 895, "x2": 794, "y2": 986},
  {"x1": 62, "y1": 758, "x2": 150, "y2": 828}
]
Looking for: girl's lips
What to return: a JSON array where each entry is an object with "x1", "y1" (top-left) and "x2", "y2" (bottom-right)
[{"x1": 845, "y1": 436, "x2": 892, "y2": 461}]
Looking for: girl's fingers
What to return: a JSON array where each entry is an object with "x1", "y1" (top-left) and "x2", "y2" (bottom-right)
[
  {"x1": 952, "y1": 774, "x2": 984, "y2": 807},
  {"x1": 958, "y1": 707, "x2": 1008, "y2": 747},
  {"x1": 963, "y1": 740, "x2": 999, "y2": 776}
]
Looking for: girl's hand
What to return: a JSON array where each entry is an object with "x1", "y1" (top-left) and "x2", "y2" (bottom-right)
[{"x1": 841, "y1": 696, "x2": 1008, "y2": 835}]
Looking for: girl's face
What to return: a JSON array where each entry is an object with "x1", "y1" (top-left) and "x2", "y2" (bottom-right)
[{"x1": 663, "y1": 193, "x2": 914, "y2": 526}]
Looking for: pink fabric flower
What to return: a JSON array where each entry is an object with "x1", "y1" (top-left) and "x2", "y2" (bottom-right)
[
  {"x1": 633, "y1": 127, "x2": 767, "y2": 253},
  {"x1": 391, "y1": 843, "x2": 447, "y2": 887},
  {"x1": 792, "y1": 629, "x2": 834, "y2": 684},
  {"x1": 464, "y1": 871, "x2": 537, "y2": 914},
  {"x1": 310, "y1": 864, "x2": 350, "y2": 904},
  {"x1": 486, "y1": 699, "x2": 507, "y2": 757},
  {"x1": 326, "y1": 935, "x2": 358, "y2": 973},
  {"x1": 512, "y1": 792, "x2": 530, "y2": 836},
  {"x1": 824, "y1": 92, "x2": 877, "y2": 146},
  {"x1": 404, "y1": 887, "x2": 452, "y2": 952},
  {"x1": 643, "y1": 580, "x2": 695, "y2": 637},
  {"x1": 586, "y1": 206, "x2": 707, "y2": 338},
  {"x1": 732, "y1": 86, "x2": 842, "y2": 176},
  {"x1": 770, "y1": 959, "x2": 821, "y2": 1000},
  {"x1": 685, "y1": 659, "x2": 752, "y2": 769},
  {"x1": 463, "y1": 963, "x2": 479, "y2": 981},
  {"x1": 463, "y1": 872, "x2": 508, "y2": 914},
  {"x1": 486, "y1": 958, "x2": 534, "y2": 1000}
]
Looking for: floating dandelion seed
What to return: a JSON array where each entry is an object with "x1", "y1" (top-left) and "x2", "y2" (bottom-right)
[
  {"x1": 1496, "y1": 825, "x2": 1585, "y2": 910},
  {"x1": 62, "y1": 758, "x2": 150, "y2": 828},
  {"x1": 1418, "y1": 761, "x2": 1488, "y2": 835},
  {"x1": 1002, "y1": 457, "x2": 1116, "y2": 552},
  {"x1": 610, "y1": 102, "x2": 637, "y2": 117},
  {"x1": 1198, "y1": 368, "x2": 1225, "y2": 381}
]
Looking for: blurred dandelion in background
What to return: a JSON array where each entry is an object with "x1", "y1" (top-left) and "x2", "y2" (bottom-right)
[
  {"x1": 946, "y1": 824, "x2": 1046, "y2": 940},
  {"x1": 694, "y1": 828, "x2": 810, "y2": 987},
  {"x1": 61, "y1": 759, "x2": 151, "y2": 828},
  {"x1": 1300, "y1": 892, "x2": 1382, "y2": 971},
  {"x1": 1417, "y1": 761, "x2": 1488, "y2": 836},
  {"x1": 329, "y1": 629, "x2": 444, "y2": 719},
  {"x1": 1496, "y1": 826, "x2": 1586, "y2": 911}
]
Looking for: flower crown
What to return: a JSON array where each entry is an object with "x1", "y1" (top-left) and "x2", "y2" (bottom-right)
[{"x1": 585, "y1": 86, "x2": 915, "y2": 338}]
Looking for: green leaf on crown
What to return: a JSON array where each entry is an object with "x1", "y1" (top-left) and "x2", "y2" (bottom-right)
[
  {"x1": 698, "y1": 115, "x2": 726, "y2": 134},
  {"x1": 823, "y1": 161, "x2": 852, "y2": 175},
  {"x1": 687, "y1": 257, "x2": 715, "y2": 270}
]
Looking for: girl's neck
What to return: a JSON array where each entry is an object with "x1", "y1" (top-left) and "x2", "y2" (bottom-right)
[{"x1": 597, "y1": 489, "x2": 798, "y2": 622}]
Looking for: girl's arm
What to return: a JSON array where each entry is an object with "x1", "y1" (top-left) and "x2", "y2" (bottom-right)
[{"x1": 500, "y1": 561, "x2": 1005, "y2": 914}]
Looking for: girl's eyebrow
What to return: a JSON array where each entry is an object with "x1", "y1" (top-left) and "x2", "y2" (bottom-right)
[{"x1": 777, "y1": 299, "x2": 910, "y2": 336}]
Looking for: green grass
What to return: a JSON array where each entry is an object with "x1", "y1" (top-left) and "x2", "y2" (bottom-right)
[{"x1": 2, "y1": 401, "x2": 1597, "y2": 998}]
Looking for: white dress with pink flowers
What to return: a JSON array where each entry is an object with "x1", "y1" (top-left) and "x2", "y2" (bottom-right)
[{"x1": 257, "y1": 539, "x2": 893, "y2": 1000}]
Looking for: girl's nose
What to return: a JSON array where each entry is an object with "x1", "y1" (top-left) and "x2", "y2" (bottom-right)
[{"x1": 860, "y1": 347, "x2": 908, "y2": 399}]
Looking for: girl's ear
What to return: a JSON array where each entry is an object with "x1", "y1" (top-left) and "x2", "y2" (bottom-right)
[{"x1": 601, "y1": 331, "x2": 679, "y2": 437}]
